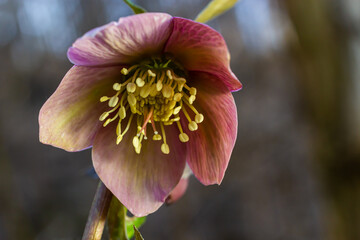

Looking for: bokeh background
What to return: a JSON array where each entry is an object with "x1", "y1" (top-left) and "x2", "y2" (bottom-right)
[{"x1": 1, "y1": 0, "x2": 360, "y2": 239}]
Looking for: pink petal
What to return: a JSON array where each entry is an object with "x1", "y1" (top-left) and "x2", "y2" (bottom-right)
[
  {"x1": 68, "y1": 13, "x2": 173, "y2": 66},
  {"x1": 164, "y1": 17, "x2": 242, "y2": 92},
  {"x1": 165, "y1": 164, "x2": 192, "y2": 204},
  {"x1": 183, "y1": 71, "x2": 238, "y2": 185},
  {"x1": 39, "y1": 66, "x2": 122, "y2": 151},
  {"x1": 165, "y1": 178, "x2": 189, "y2": 205},
  {"x1": 92, "y1": 121, "x2": 187, "y2": 217}
]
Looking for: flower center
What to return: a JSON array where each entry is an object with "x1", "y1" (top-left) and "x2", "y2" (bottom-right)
[{"x1": 99, "y1": 57, "x2": 204, "y2": 154}]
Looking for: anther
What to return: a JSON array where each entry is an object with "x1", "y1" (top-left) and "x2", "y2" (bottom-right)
[
  {"x1": 160, "y1": 122, "x2": 170, "y2": 154},
  {"x1": 116, "y1": 120, "x2": 121, "y2": 135},
  {"x1": 108, "y1": 96, "x2": 119, "y2": 107},
  {"x1": 188, "y1": 95, "x2": 196, "y2": 104},
  {"x1": 179, "y1": 133, "x2": 189, "y2": 143},
  {"x1": 103, "y1": 119, "x2": 111, "y2": 127},
  {"x1": 149, "y1": 84, "x2": 158, "y2": 97},
  {"x1": 156, "y1": 81, "x2": 163, "y2": 91},
  {"x1": 153, "y1": 134, "x2": 162, "y2": 141},
  {"x1": 113, "y1": 83, "x2": 121, "y2": 91},
  {"x1": 162, "y1": 85, "x2": 172, "y2": 98},
  {"x1": 100, "y1": 96, "x2": 110, "y2": 102},
  {"x1": 126, "y1": 82, "x2": 136, "y2": 93},
  {"x1": 99, "y1": 112, "x2": 109, "y2": 121},
  {"x1": 189, "y1": 87, "x2": 197, "y2": 96},
  {"x1": 166, "y1": 70, "x2": 173, "y2": 80},
  {"x1": 174, "y1": 93, "x2": 182, "y2": 102},
  {"x1": 195, "y1": 113, "x2": 204, "y2": 123},
  {"x1": 119, "y1": 106, "x2": 126, "y2": 119},
  {"x1": 133, "y1": 136, "x2": 140, "y2": 148},
  {"x1": 188, "y1": 121, "x2": 198, "y2": 131},
  {"x1": 148, "y1": 69, "x2": 156, "y2": 77},
  {"x1": 127, "y1": 94, "x2": 137, "y2": 106},
  {"x1": 135, "y1": 144, "x2": 142, "y2": 154},
  {"x1": 168, "y1": 100, "x2": 176, "y2": 109},
  {"x1": 121, "y1": 68, "x2": 129, "y2": 75},
  {"x1": 173, "y1": 106, "x2": 182, "y2": 115},
  {"x1": 140, "y1": 85, "x2": 151, "y2": 98},
  {"x1": 116, "y1": 135, "x2": 123, "y2": 144},
  {"x1": 136, "y1": 77, "x2": 145, "y2": 87},
  {"x1": 161, "y1": 143, "x2": 170, "y2": 154}
]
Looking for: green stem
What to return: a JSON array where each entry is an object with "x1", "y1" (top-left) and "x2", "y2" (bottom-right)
[
  {"x1": 82, "y1": 181, "x2": 113, "y2": 240},
  {"x1": 107, "y1": 196, "x2": 128, "y2": 240}
]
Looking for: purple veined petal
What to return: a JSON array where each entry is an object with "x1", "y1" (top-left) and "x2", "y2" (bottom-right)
[
  {"x1": 39, "y1": 66, "x2": 123, "y2": 152},
  {"x1": 164, "y1": 17, "x2": 242, "y2": 92},
  {"x1": 165, "y1": 177, "x2": 189, "y2": 205},
  {"x1": 68, "y1": 13, "x2": 173, "y2": 67},
  {"x1": 165, "y1": 164, "x2": 192, "y2": 204},
  {"x1": 182, "y1": 71, "x2": 238, "y2": 185},
  {"x1": 92, "y1": 120, "x2": 187, "y2": 217}
]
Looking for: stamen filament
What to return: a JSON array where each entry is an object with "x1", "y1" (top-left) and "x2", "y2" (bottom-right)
[
  {"x1": 177, "y1": 121, "x2": 189, "y2": 142},
  {"x1": 160, "y1": 122, "x2": 169, "y2": 154},
  {"x1": 181, "y1": 104, "x2": 192, "y2": 123},
  {"x1": 121, "y1": 113, "x2": 134, "y2": 136}
]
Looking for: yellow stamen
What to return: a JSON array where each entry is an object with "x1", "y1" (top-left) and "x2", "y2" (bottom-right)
[
  {"x1": 160, "y1": 122, "x2": 169, "y2": 154},
  {"x1": 121, "y1": 113, "x2": 134, "y2": 136},
  {"x1": 113, "y1": 83, "x2": 121, "y2": 91},
  {"x1": 176, "y1": 121, "x2": 189, "y2": 143},
  {"x1": 116, "y1": 119, "x2": 122, "y2": 136},
  {"x1": 99, "y1": 59, "x2": 204, "y2": 154},
  {"x1": 153, "y1": 133, "x2": 162, "y2": 140},
  {"x1": 166, "y1": 69, "x2": 173, "y2": 80},
  {"x1": 173, "y1": 106, "x2": 182, "y2": 115},
  {"x1": 109, "y1": 96, "x2": 119, "y2": 107},
  {"x1": 179, "y1": 133, "x2": 189, "y2": 142},
  {"x1": 121, "y1": 68, "x2": 129, "y2": 75},
  {"x1": 161, "y1": 143, "x2": 169, "y2": 154},
  {"x1": 119, "y1": 106, "x2": 126, "y2": 119},
  {"x1": 162, "y1": 85, "x2": 172, "y2": 98},
  {"x1": 174, "y1": 93, "x2": 182, "y2": 102},
  {"x1": 126, "y1": 82, "x2": 137, "y2": 93},
  {"x1": 195, "y1": 113, "x2": 204, "y2": 123},
  {"x1": 136, "y1": 77, "x2": 145, "y2": 87},
  {"x1": 148, "y1": 69, "x2": 156, "y2": 77},
  {"x1": 188, "y1": 121, "x2": 198, "y2": 131},
  {"x1": 116, "y1": 135, "x2": 123, "y2": 145},
  {"x1": 100, "y1": 96, "x2": 110, "y2": 102},
  {"x1": 127, "y1": 94, "x2": 136, "y2": 106},
  {"x1": 99, "y1": 112, "x2": 109, "y2": 121},
  {"x1": 133, "y1": 136, "x2": 140, "y2": 149},
  {"x1": 181, "y1": 105, "x2": 192, "y2": 123}
]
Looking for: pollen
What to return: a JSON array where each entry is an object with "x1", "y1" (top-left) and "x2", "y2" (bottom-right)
[{"x1": 99, "y1": 57, "x2": 204, "y2": 154}]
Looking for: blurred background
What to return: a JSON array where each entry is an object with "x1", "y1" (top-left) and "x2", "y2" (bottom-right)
[{"x1": 1, "y1": 0, "x2": 360, "y2": 239}]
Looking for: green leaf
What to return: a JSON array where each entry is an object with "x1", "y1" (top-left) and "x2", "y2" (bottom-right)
[
  {"x1": 123, "y1": 0, "x2": 146, "y2": 14},
  {"x1": 133, "y1": 226, "x2": 144, "y2": 240},
  {"x1": 126, "y1": 216, "x2": 146, "y2": 239},
  {"x1": 195, "y1": 0, "x2": 239, "y2": 23},
  {"x1": 107, "y1": 197, "x2": 128, "y2": 240}
]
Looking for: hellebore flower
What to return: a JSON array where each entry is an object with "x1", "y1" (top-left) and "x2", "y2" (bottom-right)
[{"x1": 39, "y1": 13, "x2": 242, "y2": 217}]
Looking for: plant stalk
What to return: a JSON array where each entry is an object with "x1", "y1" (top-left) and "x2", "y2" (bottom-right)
[{"x1": 82, "y1": 181, "x2": 113, "y2": 240}]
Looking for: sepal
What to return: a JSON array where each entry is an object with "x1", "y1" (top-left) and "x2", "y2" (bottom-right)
[{"x1": 195, "y1": 0, "x2": 239, "y2": 23}]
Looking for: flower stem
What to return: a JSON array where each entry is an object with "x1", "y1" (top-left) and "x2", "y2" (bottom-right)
[
  {"x1": 107, "y1": 196, "x2": 128, "y2": 240},
  {"x1": 82, "y1": 181, "x2": 113, "y2": 240}
]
